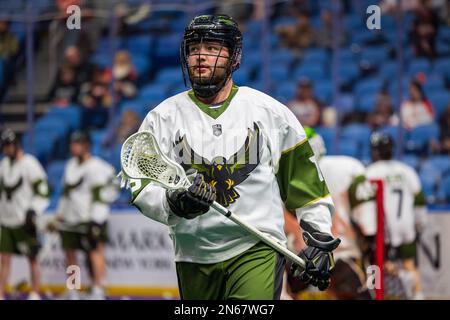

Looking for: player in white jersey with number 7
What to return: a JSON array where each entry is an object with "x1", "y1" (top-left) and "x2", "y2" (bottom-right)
[
  {"x1": 366, "y1": 132, "x2": 427, "y2": 300},
  {"x1": 124, "y1": 14, "x2": 340, "y2": 300}
]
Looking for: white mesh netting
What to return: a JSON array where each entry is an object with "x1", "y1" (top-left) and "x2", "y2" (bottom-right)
[{"x1": 121, "y1": 132, "x2": 184, "y2": 189}]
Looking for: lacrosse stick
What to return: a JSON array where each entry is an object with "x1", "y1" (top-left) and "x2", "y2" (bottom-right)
[{"x1": 120, "y1": 131, "x2": 305, "y2": 271}]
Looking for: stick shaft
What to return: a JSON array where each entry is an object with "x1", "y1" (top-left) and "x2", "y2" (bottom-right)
[{"x1": 210, "y1": 202, "x2": 305, "y2": 270}]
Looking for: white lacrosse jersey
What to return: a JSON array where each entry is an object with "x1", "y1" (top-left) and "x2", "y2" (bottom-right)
[
  {"x1": 366, "y1": 160, "x2": 426, "y2": 247},
  {"x1": 0, "y1": 154, "x2": 49, "y2": 227},
  {"x1": 57, "y1": 156, "x2": 118, "y2": 225},
  {"x1": 319, "y1": 156, "x2": 375, "y2": 260},
  {"x1": 131, "y1": 85, "x2": 335, "y2": 264}
]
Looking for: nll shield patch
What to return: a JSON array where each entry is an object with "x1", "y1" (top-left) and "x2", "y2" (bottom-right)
[{"x1": 212, "y1": 124, "x2": 222, "y2": 136}]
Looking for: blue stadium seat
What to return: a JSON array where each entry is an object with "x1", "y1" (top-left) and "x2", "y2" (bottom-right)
[
  {"x1": 423, "y1": 75, "x2": 445, "y2": 96},
  {"x1": 90, "y1": 52, "x2": 113, "y2": 68},
  {"x1": 338, "y1": 62, "x2": 360, "y2": 86},
  {"x1": 360, "y1": 46, "x2": 389, "y2": 66},
  {"x1": 22, "y1": 132, "x2": 58, "y2": 165},
  {"x1": 429, "y1": 90, "x2": 450, "y2": 117},
  {"x1": 405, "y1": 123, "x2": 440, "y2": 154},
  {"x1": 293, "y1": 64, "x2": 326, "y2": 81},
  {"x1": 302, "y1": 48, "x2": 329, "y2": 65},
  {"x1": 401, "y1": 154, "x2": 420, "y2": 171},
  {"x1": 432, "y1": 58, "x2": 450, "y2": 79},
  {"x1": 274, "y1": 82, "x2": 297, "y2": 104},
  {"x1": 379, "y1": 60, "x2": 398, "y2": 81},
  {"x1": 138, "y1": 83, "x2": 170, "y2": 103},
  {"x1": 47, "y1": 105, "x2": 82, "y2": 130},
  {"x1": 125, "y1": 35, "x2": 153, "y2": 55},
  {"x1": 436, "y1": 39, "x2": 450, "y2": 56},
  {"x1": 341, "y1": 124, "x2": 372, "y2": 147},
  {"x1": 337, "y1": 48, "x2": 358, "y2": 63},
  {"x1": 438, "y1": 174, "x2": 450, "y2": 202},
  {"x1": 267, "y1": 65, "x2": 289, "y2": 83},
  {"x1": 356, "y1": 92, "x2": 378, "y2": 112},
  {"x1": 270, "y1": 48, "x2": 295, "y2": 67},
  {"x1": 377, "y1": 125, "x2": 407, "y2": 143},
  {"x1": 408, "y1": 58, "x2": 431, "y2": 77},
  {"x1": 336, "y1": 94, "x2": 355, "y2": 114},
  {"x1": 315, "y1": 126, "x2": 336, "y2": 155},
  {"x1": 314, "y1": 80, "x2": 333, "y2": 105},
  {"x1": 354, "y1": 77, "x2": 382, "y2": 98},
  {"x1": 233, "y1": 67, "x2": 251, "y2": 85},
  {"x1": 130, "y1": 53, "x2": 151, "y2": 79},
  {"x1": 46, "y1": 160, "x2": 66, "y2": 210},
  {"x1": 35, "y1": 115, "x2": 70, "y2": 137},
  {"x1": 155, "y1": 67, "x2": 184, "y2": 86},
  {"x1": 339, "y1": 139, "x2": 359, "y2": 158},
  {"x1": 420, "y1": 156, "x2": 450, "y2": 202}
]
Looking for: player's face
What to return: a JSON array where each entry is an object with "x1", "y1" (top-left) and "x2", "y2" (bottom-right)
[
  {"x1": 187, "y1": 41, "x2": 230, "y2": 85},
  {"x1": 2, "y1": 143, "x2": 17, "y2": 158},
  {"x1": 70, "y1": 142, "x2": 89, "y2": 158}
]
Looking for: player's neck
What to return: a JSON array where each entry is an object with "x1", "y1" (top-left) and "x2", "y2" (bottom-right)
[
  {"x1": 196, "y1": 79, "x2": 234, "y2": 105},
  {"x1": 77, "y1": 153, "x2": 91, "y2": 163},
  {"x1": 9, "y1": 149, "x2": 24, "y2": 161}
]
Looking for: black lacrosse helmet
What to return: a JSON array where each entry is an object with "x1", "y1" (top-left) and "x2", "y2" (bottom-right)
[
  {"x1": 0, "y1": 128, "x2": 19, "y2": 148},
  {"x1": 180, "y1": 14, "x2": 243, "y2": 99},
  {"x1": 70, "y1": 130, "x2": 91, "y2": 145},
  {"x1": 370, "y1": 132, "x2": 394, "y2": 160}
]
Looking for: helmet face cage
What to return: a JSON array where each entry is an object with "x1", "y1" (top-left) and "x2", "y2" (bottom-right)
[{"x1": 180, "y1": 15, "x2": 242, "y2": 99}]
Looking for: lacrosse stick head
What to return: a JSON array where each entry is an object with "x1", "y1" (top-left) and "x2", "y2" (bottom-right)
[{"x1": 120, "y1": 131, "x2": 190, "y2": 190}]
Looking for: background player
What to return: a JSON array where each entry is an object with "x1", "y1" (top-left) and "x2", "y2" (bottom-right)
[
  {"x1": 306, "y1": 127, "x2": 375, "y2": 299},
  {"x1": 366, "y1": 132, "x2": 428, "y2": 300},
  {"x1": 0, "y1": 129, "x2": 50, "y2": 300},
  {"x1": 49, "y1": 131, "x2": 118, "y2": 300}
]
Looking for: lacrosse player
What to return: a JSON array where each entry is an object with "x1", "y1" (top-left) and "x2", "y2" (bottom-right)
[
  {"x1": 125, "y1": 14, "x2": 340, "y2": 300},
  {"x1": 305, "y1": 128, "x2": 376, "y2": 299},
  {"x1": 366, "y1": 132, "x2": 427, "y2": 300},
  {"x1": 0, "y1": 129, "x2": 50, "y2": 300},
  {"x1": 51, "y1": 131, "x2": 118, "y2": 300}
]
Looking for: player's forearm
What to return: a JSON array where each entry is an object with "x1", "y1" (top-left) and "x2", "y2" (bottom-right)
[
  {"x1": 294, "y1": 195, "x2": 334, "y2": 235},
  {"x1": 132, "y1": 182, "x2": 181, "y2": 226}
]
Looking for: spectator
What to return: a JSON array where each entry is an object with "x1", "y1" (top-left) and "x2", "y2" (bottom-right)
[
  {"x1": 47, "y1": 65, "x2": 79, "y2": 107},
  {"x1": 368, "y1": 90, "x2": 399, "y2": 129},
  {"x1": 400, "y1": 79, "x2": 434, "y2": 130},
  {"x1": 410, "y1": 0, "x2": 439, "y2": 59},
  {"x1": 315, "y1": 9, "x2": 346, "y2": 49},
  {"x1": 64, "y1": 46, "x2": 95, "y2": 86},
  {"x1": 288, "y1": 78, "x2": 322, "y2": 127},
  {"x1": 112, "y1": 51, "x2": 137, "y2": 101},
  {"x1": 276, "y1": 11, "x2": 314, "y2": 52},
  {"x1": 438, "y1": 104, "x2": 450, "y2": 155},
  {"x1": 102, "y1": 109, "x2": 140, "y2": 148},
  {"x1": 78, "y1": 67, "x2": 112, "y2": 129},
  {"x1": 0, "y1": 20, "x2": 19, "y2": 60},
  {"x1": 79, "y1": 67, "x2": 112, "y2": 110}
]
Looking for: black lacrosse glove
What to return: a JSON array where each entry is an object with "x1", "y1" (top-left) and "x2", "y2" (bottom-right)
[
  {"x1": 166, "y1": 173, "x2": 216, "y2": 219},
  {"x1": 24, "y1": 209, "x2": 38, "y2": 235},
  {"x1": 291, "y1": 223, "x2": 341, "y2": 291}
]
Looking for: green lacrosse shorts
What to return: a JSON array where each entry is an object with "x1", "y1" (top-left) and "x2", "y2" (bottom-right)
[
  {"x1": 175, "y1": 241, "x2": 286, "y2": 300},
  {"x1": 0, "y1": 225, "x2": 40, "y2": 258},
  {"x1": 60, "y1": 222, "x2": 108, "y2": 252}
]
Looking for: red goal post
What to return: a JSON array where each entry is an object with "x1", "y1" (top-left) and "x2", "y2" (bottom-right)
[{"x1": 370, "y1": 179, "x2": 385, "y2": 300}]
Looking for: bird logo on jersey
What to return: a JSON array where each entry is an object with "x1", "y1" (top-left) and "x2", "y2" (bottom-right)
[
  {"x1": 2, "y1": 177, "x2": 23, "y2": 200},
  {"x1": 173, "y1": 123, "x2": 263, "y2": 207}
]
